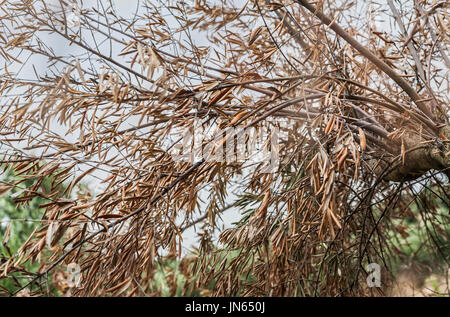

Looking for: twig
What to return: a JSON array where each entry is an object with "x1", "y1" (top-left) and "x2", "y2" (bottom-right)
[
  {"x1": 11, "y1": 160, "x2": 205, "y2": 296},
  {"x1": 295, "y1": 0, "x2": 437, "y2": 125}
]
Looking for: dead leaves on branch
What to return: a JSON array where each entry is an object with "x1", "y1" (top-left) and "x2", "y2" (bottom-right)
[{"x1": 0, "y1": 0, "x2": 448, "y2": 296}]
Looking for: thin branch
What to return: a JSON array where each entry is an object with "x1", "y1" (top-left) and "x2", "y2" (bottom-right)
[{"x1": 295, "y1": 0, "x2": 437, "y2": 125}]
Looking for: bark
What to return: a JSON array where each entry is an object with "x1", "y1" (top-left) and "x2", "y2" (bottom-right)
[{"x1": 377, "y1": 126, "x2": 450, "y2": 182}]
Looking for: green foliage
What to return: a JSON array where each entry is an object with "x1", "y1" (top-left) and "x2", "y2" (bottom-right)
[
  {"x1": 389, "y1": 206, "x2": 449, "y2": 271},
  {"x1": 0, "y1": 167, "x2": 64, "y2": 295},
  {"x1": 148, "y1": 248, "x2": 256, "y2": 297},
  {"x1": 151, "y1": 258, "x2": 191, "y2": 296},
  {"x1": 381, "y1": 183, "x2": 450, "y2": 281}
]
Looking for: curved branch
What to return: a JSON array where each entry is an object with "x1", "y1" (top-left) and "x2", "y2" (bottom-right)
[{"x1": 295, "y1": 0, "x2": 437, "y2": 126}]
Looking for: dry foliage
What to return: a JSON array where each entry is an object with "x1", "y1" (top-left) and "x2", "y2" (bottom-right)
[{"x1": 0, "y1": 0, "x2": 449, "y2": 296}]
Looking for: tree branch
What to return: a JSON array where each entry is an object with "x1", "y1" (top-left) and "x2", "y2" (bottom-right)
[{"x1": 295, "y1": 0, "x2": 437, "y2": 126}]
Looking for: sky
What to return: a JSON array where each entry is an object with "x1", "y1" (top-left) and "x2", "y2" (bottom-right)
[
  {"x1": 2, "y1": 0, "x2": 443, "y2": 254},
  {"x1": 0, "y1": 0, "x2": 248, "y2": 253}
]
